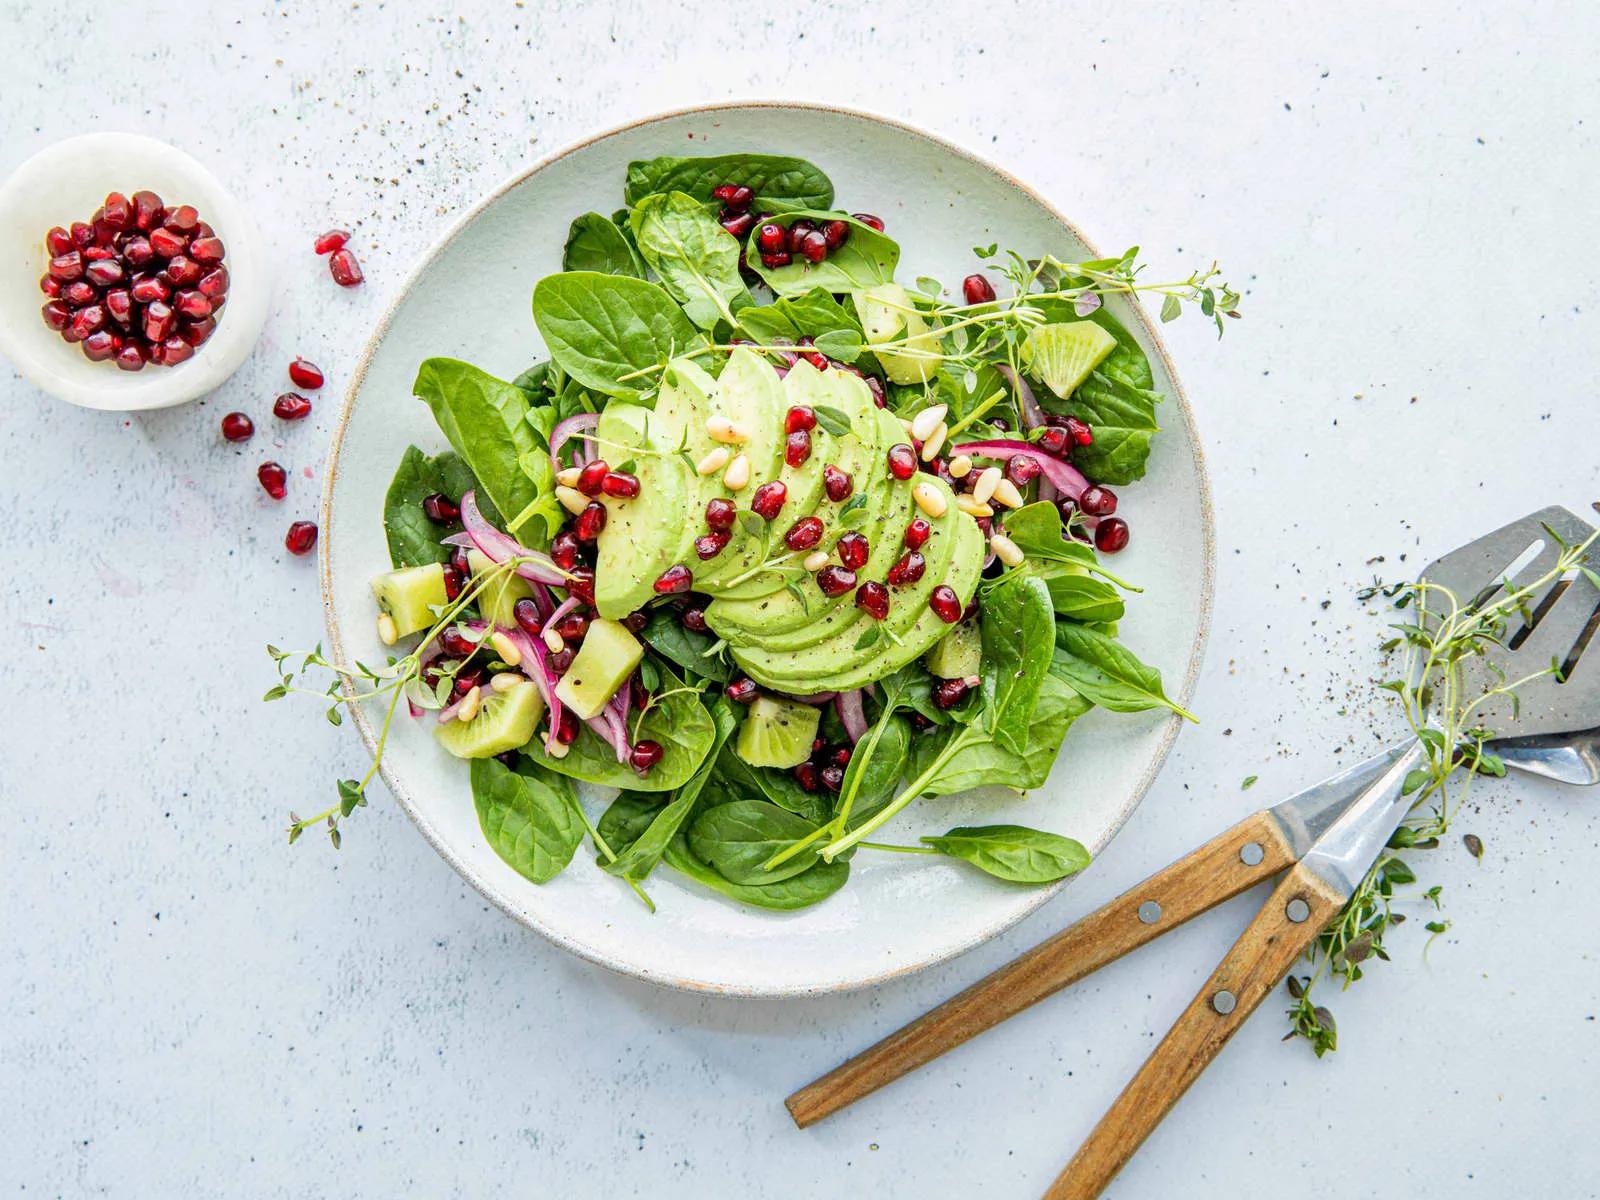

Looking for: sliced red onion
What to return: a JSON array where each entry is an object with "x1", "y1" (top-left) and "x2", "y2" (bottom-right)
[
  {"x1": 459, "y1": 490, "x2": 566, "y2": 584},
  {"x1": 997, "y1": 364, "x2": 1045, "y2": 430},
  {"x1": 550, "y1": 412, "x2": 599, "y2": 470},
  {"x1": 787, "y1": 691, "x2": 838, "y2": 705},
  {"x1": 543, "y1": 594, "x2": 580, "y2": 634},
  {"x1": 836, "y1": 688, "x2": 868, "y2": 744},
  {"x1": 953, "y1": 439, "x2": 1088, "y2": 502},
  {"x1": 593, "y1": 703, "x2": 631, "y2": 763},
  {"x1": 440, "y1": 531, "x2": 475, "y2": 549},
  {"x1": 437, "y1": 693, "x2": 466, "y2": 724},
  {"x1": 1036, "y1": 475, "x2": 1060, "y2": 507},
  {"x1": 496, "y1": 624, "x2": 565, "y2": 754}
]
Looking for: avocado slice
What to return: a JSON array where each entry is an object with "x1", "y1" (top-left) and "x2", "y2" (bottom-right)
[
  {"x1": 856, "y1": 283, "x2": 938, "y2": 385},
  {"x1": 593, "y1": 400, "x2": 691, "y2": 619},
  {"x1": 734, "y1": 695, "x2": 821, "y2": 769},
  {"x1": 554, "y1": 617, "x2": 645, "y2": 719},
  {"x1": 925, "y1": 616, "x2": 981, "y2": 678},
  {"x1": 465, "y1": 549, "x2": 535, "y2": 628},
  {"x1": 370, "y1": 563, "x2": 448, "y2": 638}
]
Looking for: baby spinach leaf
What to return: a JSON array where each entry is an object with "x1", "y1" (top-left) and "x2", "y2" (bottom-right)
[
  {"x1": 563, "y1": 212, "x2": 646, "y2": 277},
  {"x1": 921, "y1": 824, "x2": 1091, "y2": 884},
  {"x1": 661, "y1": 836, "x2": 850, "y2": 910},
  {"x1": 688, "y1": 799, "x2": 823, "y2": 884},
  {"x1": 908, "y1": 671, "x2": 1092, "y2": 793},
  {"x1": 1058, "y1": 371, "x2": 1161, "y2": 485},
  {"x1": 979, "y1": 569, "x2": 1055, "y2": 754},
  {"x1": 1000, "y1": 503, "x2": 1101, "y2": 570},
  {"x1": 413, "y1": 358, "x2": 547, "y2": 533},
  {"x1": 1038, "y1": 567, "x2": 1126, "y2": 623},
  {"x1": 629, "y1": 192, "x2": 750, "y2": 330},
  {"x1": 470, "y1": 757, "x2": 583, "y2": 884},
  {"x1": 713, "y1": 744, "x2": 830, "y2": 824},
  {"x1": 1052, "y1": 625, "x2": 1195, "y2": 719},
  {"x1": 745, "y1": 213, "x2": 899, "y2": 296},
  {"x1": 383, "y1": 445, "x2": 472, "y2": 567},
  {"x1": 639, "y1": 610, "x2": 734, "y2": 682},
  {"x1": 597, "y1": 791, "x2": 660, "y2": 852},
  {"x1": 839, "y1": 714, "x2": 912, "y2": 829},
  {"x1": 624, "y1": 153, "x2": 834, "y2": 212},
  {"x1": 531, "y1": 272, "x2": 701, "y2": 400},
  {"x1": 734, "y1": 288, "x2": 861, "y2": 343}
]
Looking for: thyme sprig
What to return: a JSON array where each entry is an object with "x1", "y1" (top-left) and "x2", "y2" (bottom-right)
[{"x1": 1286, "y1": 527, "x2": 1599, "y2": 1055}]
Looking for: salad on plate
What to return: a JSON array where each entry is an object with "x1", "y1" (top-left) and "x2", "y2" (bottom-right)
[{"x1": 274, "y1": 150, "x2": 1236, "y2": 911}]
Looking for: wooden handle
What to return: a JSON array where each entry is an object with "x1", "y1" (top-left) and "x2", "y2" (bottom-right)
[
  {"x1": 785, "y1": 810, "x2": 1295, "y2": 1128},
  {"x1": 1043, "y1": 862, "x2": 1345, "y2": 1200}
]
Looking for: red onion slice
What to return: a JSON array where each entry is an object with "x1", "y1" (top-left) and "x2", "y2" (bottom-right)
[
  {"x1": 550, "y1": 412, "x2": 599, "y2": 470},
  {"x1": 495, "y1": 625, "x2": 565, "y2": 754},
  {"x1": 543, "y1": 594, "x2": 580, "y2": 634},
  {"x1": 787, "y1": 691, "x2": 838, "y2": 705},
  {"x1": 996, "y1": 364, "x2": 1045, "y2": 430},
  {"x1": 459, "y1": 490, "x2": 565, "y2": 585},
  {"x1": 952, "y1": 439, "x2": 1088, "y2": 502},
  {"x1": 836, "y1": 688, "x2": 868, "y2": 744}
]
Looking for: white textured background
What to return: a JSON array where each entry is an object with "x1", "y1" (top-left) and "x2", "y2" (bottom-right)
[{"x1": 4, "y1": 3, "x2": 1598, "y2": 1197}]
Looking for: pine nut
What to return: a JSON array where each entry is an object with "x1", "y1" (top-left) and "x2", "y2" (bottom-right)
[
  {"x1": 991, "y1": 478, "x2": 1026, "y2": 509},
  {"x1": 956, "y1": 494, "x2": 994, "y2": 518},
  {"x1": 707, "y1": 416, "x2": 749, "y2": 444},
  {"x1": 909, "y1": 404, "x2": 948, "y2": 441},
  {"x1": 723, "y1": 453, "x2": 751, "y2": 491},
  {"x1": 555, "y1": 485, "x2": 589, "y2": 515},
  {"x1": 376, "y1": 612, "x2": 398, "y2": 646},
  {"x1": 556, "y1": 466, "x2": 582, "y2": 488},
  {"x1": 696, "y1": 446, "x2": 731, "y2": 477},
  {"x1": 491, "y1": 672, "x2": 523, "y2": 693},
  {"x1": 947, "y1": 454, "x2": 973, "y2": 479},
  {"x1": 490, "y1": 631, "x2": 522, "y2": 667},
  {"x1": 803, "y1": 550, "x2": 830, "y2": 572},
  {"x1": 546, "y1": 737, "x2": 570, "y2": 759},
  {"x1": 919, "y1": 422, "x2": 948, "y2": 462},
  {"x1": 990, "y1": 533, "x2": 1025, "y2": 567},
  {"x1": 457, "y1": 685, "x2": 482, "y2": 723},
  {"x1": 972, "y1": 466, "x2": 1003, "y2": 504},
  {"x1": 542, "y1": 626, "x2": 566, "y2": 654},
  {"x1": 912, "y1": 481, "x2": 948, "y2": 519}
]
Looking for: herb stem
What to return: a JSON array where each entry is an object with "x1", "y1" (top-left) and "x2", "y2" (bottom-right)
[{"x1": 857, "y1": 841, "x2": 938, "y2": 855}]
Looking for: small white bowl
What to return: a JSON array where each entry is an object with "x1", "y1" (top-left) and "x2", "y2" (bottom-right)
[{"x1": 0, "y1": 132, "x2": 270, "y2": 411}]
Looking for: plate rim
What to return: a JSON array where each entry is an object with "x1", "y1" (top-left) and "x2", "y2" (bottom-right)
[{"x1": 318, "y1": 98, "x2": 1216, "y2": 997}]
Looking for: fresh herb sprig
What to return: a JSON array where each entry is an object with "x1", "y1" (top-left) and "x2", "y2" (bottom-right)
[{"x1": 1286, "y1": 527, "x2": 1599, "y2": 1054}]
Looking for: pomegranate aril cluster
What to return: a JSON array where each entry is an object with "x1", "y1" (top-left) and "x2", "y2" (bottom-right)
[{"x1": 41, "y1": 190, "x2": 227, "y2": 370}]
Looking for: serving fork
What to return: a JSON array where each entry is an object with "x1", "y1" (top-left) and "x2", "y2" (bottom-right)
[{"x1": 785, "y1": 503, "x2": 1600, "y2": 1199}]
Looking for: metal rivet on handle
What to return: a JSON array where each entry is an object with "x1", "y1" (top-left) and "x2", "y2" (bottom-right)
[
  {"x1": 1212, "y1": 990, "x2": 1236, "y2": 1015},
  {"x1": 1239, "y1": 841, "x2": 1264, "y2": 866},
  {"x1": 1137, "y1": 900, "x2": 1163, "y2": 924},
  {"x1": 1285, "y1": 898, "x2": 1311, "y2": 923}
]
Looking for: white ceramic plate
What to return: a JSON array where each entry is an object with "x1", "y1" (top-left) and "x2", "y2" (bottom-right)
[{"x1": 321, "y1": 102, "x2": 1214, "y2": 996}]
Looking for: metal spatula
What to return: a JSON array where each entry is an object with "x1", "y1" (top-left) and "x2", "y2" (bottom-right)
[{"x1": 785, "y1": 504, "x2": 1600, "y2": 1200}]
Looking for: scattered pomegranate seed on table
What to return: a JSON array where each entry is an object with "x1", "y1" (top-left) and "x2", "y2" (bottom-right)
[
  {"x1": 284, "y1": 521, "x2": 318, "y2": 556},
  {"x1": 328, "y1": 248, "x2": 363, "y2": 287},
  {"x1": 273, "y1": 392, "x2": 312, "y2": 421},
  {"x1": 257, "y1": 462, "x2": 288, "y2": 499},
  {"x1": 221, "y1": 412, "x2": 254, "y2": 442},
  {"x1": 313, "y1": 229, "x2": 350, "y2": 255},
  {"x1": 1078, "y1": 485, "x2": 1117, "y2": 516},
  {"x1": 287, "y1": 358, "x2": 324, "y2": 389}
]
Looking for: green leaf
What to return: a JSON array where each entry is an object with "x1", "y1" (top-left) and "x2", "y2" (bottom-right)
[
  {"x1": 979, "y1": 569, "x2": 1055, "y2": 753},
  {"x1": 1052, "y1": 624, "x2": 1195, "y2": 720},
  {"x1": 812, "y1": 405, "x2": 854, "y2": 437},
  {"x1": 1029, "y1": 297, "x2": 1154, "y2": 390},
  {"x1": 639, "y1": 610, "x2": 734, "y2": 682},
  {"x1": 1002, "y1": 503, "x2": 1100, "y2": 568},
  {"x1": 623, "y1": 153, "x2": 834, "y2": 211},
  {"x1": 922, "y1": 824, "x2": 1091, "y2": 884},
  {"x1": 629, "y1": 191, "x2": 750, "y2": 330},
  {"x1": 337, "y1": 779, "x2": 364, "y2": 816},
  {"x1": 470, "y1": 757, "x2": 583, "y2": 884},
  {"x1": 531, "y1": 272, "x2": 702, "y2": 400},
  {"x1": 745, "y1": 212, "x2": 899, "y2": 296},
  {"x1": 563, "y1": 212, "x2": 646, "y2": 277},
  {"x1": 909, "y1": 670, "x2": 1092, "y2": 792},
  {"x1": 812, "y1": 328, "x2": 864, "y2": 362},
  {"x1": 837, "y1": 713, "x2": 912, "y2": 829},
  {"x1": 1061, "y1": 371, "x2": 1162, "y2": 486},
  {"x1": 1401, "y1": 768, "x2": 1431, "y2": 796},
  {"x1": 662, "y1": 835, "x2": 850, "y2": 910},
  {"x1": 712, "y1": 744, "x2": 830, "y2": 824},
  {"x1": 734, "y1": 288, "x2": 861, "y2": 343},
  {"x1": 1037, "y1": 566, "x2": 1126, "y2": 623},
  {"x1": 412, "y1": 360, "x2": 550, "y2": 538},
  {"x1": 1160, "y1": 293, "x2": 1183, "y2": 323},
  {"x1": 687, "y1": 799, "x2": 824, "y2": 884}
]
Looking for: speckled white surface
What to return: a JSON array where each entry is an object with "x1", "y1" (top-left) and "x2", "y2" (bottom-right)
[{"x1": 3, "y1": 3, "x2": 1597, "y2": 1197}]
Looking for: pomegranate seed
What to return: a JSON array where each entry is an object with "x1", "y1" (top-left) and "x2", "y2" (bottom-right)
[
  {"x1": 654, "y1": 564, "x2": 693, "y2": 595},
  {"x1": 512, "y1": 598, "x2": 542, "y2": 636},
  {"x1": 66, "y1": 305, "x2": 106, "y2": 342},
  {"x1": 1036, "y1": 426, "x2": 1071, "y2": 456},
  {"x1": 836, "y1": 531, "x2": 869, "y2": 570},
  {"x1": 962, "y1": 274, "x2": 997, "y2": 305},
  {"x1": 797, "y1": 231, "x2": 828, "y2": 263},
  {"x1": 795, "y1": 336, "x2": 829, "y2": 371},
  {"x1": 39, "y1": 275, "x2": 62, "y2": 298},
  {"x1": 130, "y1": 276, "x2": 168, "y2": 304},
  {"x1": 189, "y1": 236, "x2": 225, "y2": 266},
  {"x1": 726, "y1": 677, "x2": 760, "y2": 704},
  {"x1": 164, "y1": 205, "x2": 199, "y2": 233},
  {"x1": 823, "y1": 465, "x2": 853, "y2": 502},
  {"x1": 45, "y1": 226, "x2": 73, "y2": 256},
  {"x1": 630, "y1": 740, "x2": 665, "y2": 775},
  {"x1": 886, "y1": 551, "x2": 926, "y2": 587},
  {"x1": 851, "y1": 212, "x2": 885, "y2": 231},
  {"x1": 1095, "y1": 517, "x2": 1130, "y2": 553},
  {"x1": 785, "y1": 516, "x2": 825, "y2": 551},
  {"x1": 160, "y1": 337, "x2": 194, "y2": 366},
  {"x1": 329, "y1": 248, "x2": 364, "y2": 287},
  {"x1": 273, "y1": 392, "x2": 312, "y2": 421},
  {"x1": 163, "y1": 255, "x2": 201, "y2": 286},
  {"x1": 784, "y1": 430, "x2": 812, "y2": 467},
  {"x1": 284, "y1": 521, "x2": 318, "y2": 556},
  {"x1": 1079, "y1": 485, "x2": 1117, "y2": 516},
  {"x1": 904, "y1": 519, "x2": 933, "y2": 550},
  {"x1": 103, "y1": 289, "x2": 132, "y2": 324},
  {"x1": 819, "y1": 764, "x2": 844, "y2": 792},
  {"x1": 114, "y1": 343, "x2": 145, "y2": 370},
  {"x1": 555, "y1": 708, "x2": 580, "y2": 742},
  {"x1": 1006, "y1": 453, "x2": 1043, "y2": 486},
  {"x1": 61, "y1": 280, "x2": 95, "y2": 306},
  {"x1": 48, "y1": 251, "x2": 84, "y2": 282},
  {"x1": 221, "y1": 412, "x2": 254, "y2": 442},
  {"x1": 785, "y1": 405, "x2": 816, "y2": 433},
  {"x1": 258, "y1": 461, "x2": 288, "y2": 499},
  {"x1": 1066, "y1": 416, "x2": 1093, "y2": 446},
  {"x1": 729, "y1": 185, "x2": 755, "y2": 210},
  {"x1": 84, "y1": 258, "x2": 123, "y2": 288},
  {"x1": 750, "y1": 481, "x2": 787, "y2": 520},
  {"x1": 442, "y1": 563, "x2": 464, "y2": 601},
  {"x1": 148, "y1": 226, "x2": 186, "y2": 258},
  {"x1": 681, "y1": 607, "x2": 709, "y2": 633},
  {"x1": 69, "y1": 222, "x2": 95, "y2": 249},
  {"x1": 705, "y1": 497, "x2": 736, "y2": 532},
  {"x1": 793, "y1": 761, "x2": 820, "y2": 792},
  {"x1": 452, "y1": 665, "x2": 488, "y2": 698},
  {"x1": 555, "y1": 610, "x2": 590, "y2": 641},
  {"x1": 756, "y1": 222, "x2": 787, "y2": 252},
  {"x1": 601, "y1": 471, "x2": 640, "y2": 498},
  {"x1": 117, "y1": 235, "x2": 153, "y2": 268},
  {"x1": 822, "y1": 220, "x2": 850, "y2": 249},
  {"x1": 695, "y1": 531, "x2": 731, "y2": 559},
  {"x1": 81, "y1": 331, "x2": 117, "y2": 361},
  {"x1": 175, "y1": 290, "x2": 212, "y2": 321},
  {"x1": 546, "y1": 531, "x2": 578, "y2": 570},
  {"x1": 575, "y1": 501, "x2": 607, "y2": 541},
  {"x1": 855, "y1": 581, "x2": 890, "y2": 619},
  {"x1": 280, "y1": 357, "x2": 323, "y2": 390},
  {"x1": 314, "y1": 229, "x2": 349, "y2": 255},
  {"x1": 97, "y1": 193, "x2": 126, "y2": 231},
  {"x1": 760, "y1": 250, "x2": 793, "y2": 269},
  {"x1": 786, "y1": 220, "x2": 817, "y2": 252},
  {"x1": 141, "y1": 301, "x2": 175, "y2": 343},
  {"x1": 40, "y1": 301, "x2": 70, "y2": 331},
  {"x1": 929, "y1": 586, "x2": 962, "y2": 624},
  {"x1": 182, "y1": 316, "x2": 217, "y2": 347},
  {"x1": 198, "y1": 267, "x2": 230, "y2": 300},
  {"x1": 816, "y1": 565, "x2": 858, "y2": 597},
  {"x1": 83, "y1": 244, "x2": 116, "y2": 262},
  {"x1": 932, "y1": 679, "x2": 970, "y2": 709},
  {"x1": 439, "y1": 626, "x2": 477, "y2": 658},
  {"x1": 719, "y1": 210, "x2": 756, "y2": 239},
  {"x1": 887, "y1": 443, "x2": 917, "y2": 480},
  {"x1": 131, "y1": 191, "x2": 163, "y2": 231},
  {"x1": 422, "y1": 492, "x2": 460, "y2": 522}
]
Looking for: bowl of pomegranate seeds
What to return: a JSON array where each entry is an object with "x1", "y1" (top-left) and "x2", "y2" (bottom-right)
[{"x1": 0, "y1": 131, "x2": 269, "y2": 411}]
